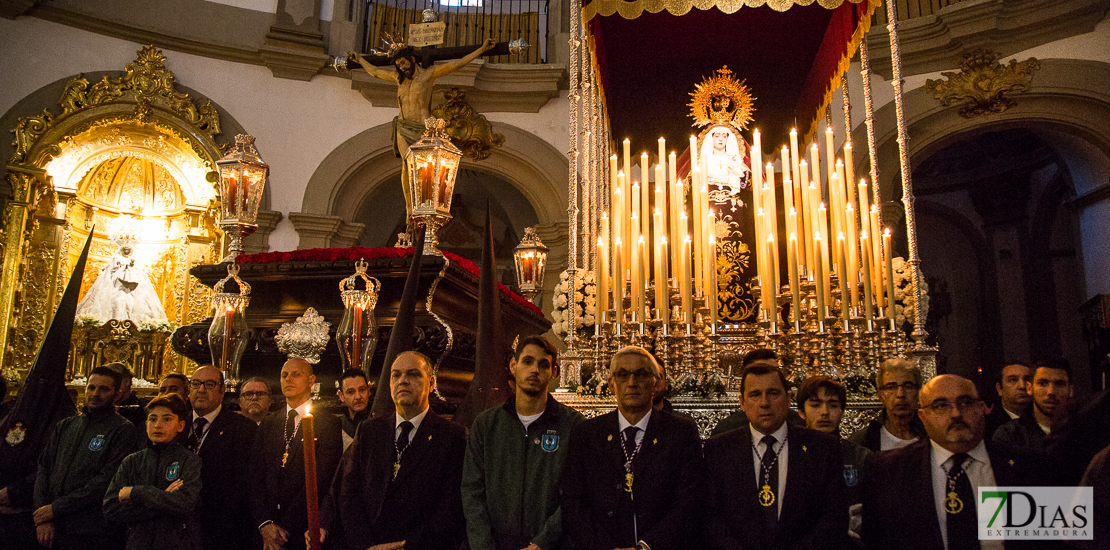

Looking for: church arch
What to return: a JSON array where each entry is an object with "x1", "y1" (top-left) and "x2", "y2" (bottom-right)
[{"x1": 0, "y1": 46, "x2": 250, "y2": 377}]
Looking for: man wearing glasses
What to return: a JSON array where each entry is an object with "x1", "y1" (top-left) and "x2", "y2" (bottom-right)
[
  {"x1": 561, "y1": 346, "x2": 703, "y2": 550},
  {"x1": 238, "y1": 377, "x2": 275, "y2": 425},
  {"x1": 187, "y1": 365, "x2": 259, "y2": 550},
  {"x1": 862, "y1": 374, "x2": 1045, "y2": 550},
  {"x1": 849, "y1": 358, "x2": 927, "y2": 452}
]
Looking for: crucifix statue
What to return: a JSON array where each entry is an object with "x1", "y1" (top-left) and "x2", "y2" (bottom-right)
[{"x1": 347, "y1": 37, "x2": 497, "y2": 221}]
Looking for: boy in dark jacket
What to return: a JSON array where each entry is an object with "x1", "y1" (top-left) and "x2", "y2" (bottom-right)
[{"x1": 104, "y1": 394, "x2": 202, "y2": 550}]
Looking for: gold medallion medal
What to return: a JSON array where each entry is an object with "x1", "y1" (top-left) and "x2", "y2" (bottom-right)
[
  {"x1": 759, "y1": 484, "x2": 775, "y2": 507},
  {"x1": 393, "y1": 462, "x2": 401, "y2": 479},
  {"x1": 945, "y1": 492, "x2": 964, "y2": 514},
  {"x1": 625, "y1": 472, "x2": 634, "y2": 494},
  {"x1": 281, "y1": 452, "x2": 288, "y2": 467}
]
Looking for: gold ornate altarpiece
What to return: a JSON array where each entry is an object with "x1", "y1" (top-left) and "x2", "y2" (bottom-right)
[{"x1": 2, "y1": 46, "x2": 225, "y2": 380}]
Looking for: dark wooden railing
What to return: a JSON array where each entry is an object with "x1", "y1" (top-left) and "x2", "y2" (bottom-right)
[{"x1": 364, "y1": 0, "x2": 548, "y2": 64}]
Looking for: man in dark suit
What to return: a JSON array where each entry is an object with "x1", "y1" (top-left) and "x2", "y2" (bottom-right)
[
  {"x1": 319, "y1": 350, "x2": 466, "y2": 550},
  {"x1": 704, "y1": 364, "x2": 846, "y2": 550},
  {"x1": 186, "y1": 365, "x2": 258, "y2": 550},
  {"x1": 984, "y1": 363, "x2": 1032, "y2": 439},
  {"x1": 862, "y1": 374, "x2": 1047, "y2": 550},
  {"x1": 561, "y1": 346, "x2": 703, "y2": 550},
  {"x1": 251, "y1": 358, "x2": 342, "y2": 550}
]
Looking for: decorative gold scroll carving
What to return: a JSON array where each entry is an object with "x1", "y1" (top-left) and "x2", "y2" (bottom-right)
[
  {"x1": 581, "y1": 0, "x2": 877, "y2": 22},
  {"x1": 431, "y1": 88, "x2": 505, "y2": 161},
  {"x1": 924, "y1": 50, "x2": 1040, "y2": 119}
]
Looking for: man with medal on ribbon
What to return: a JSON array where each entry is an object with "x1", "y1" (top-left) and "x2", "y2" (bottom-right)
[
  {"x1": 862, "y1": 374, "x2": 1048, "y2": 550},
  {"x1": 703, "y1": 363, "x2": 846, "y2": 550},
  {"x1": 318, "y1": 351, "x2": 467, "y2": 550},
  {"x1": 561, "y1": 346, "x2": 703, "y2": 550},
  {"x1": 250, "y1": 354, "x2": 342, "y2": 550}
]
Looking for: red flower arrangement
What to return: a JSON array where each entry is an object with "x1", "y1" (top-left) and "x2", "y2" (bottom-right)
[{"x1": 236, "y1": 247, "x2": 545, "y2": 317}]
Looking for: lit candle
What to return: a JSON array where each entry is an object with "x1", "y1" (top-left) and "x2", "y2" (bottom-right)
[
  {"x1": 861, "y1": 231, "x2": 874, "y2": 324},
  {"x1": 846, "y1": 203, "x2": 859, "y2": 308},
  {"x1": 669, "y1": 152, "x2": 681, "y2": 273},
  {"x1": 640, "y1": 153, "x2": 650, "y2": 244},
  {"x1": 653, "y1": 207, "x2": 664, "y2": 288},
  {"x1": 752, "y1": 129, "x2": 763, "y2": 192},
  {"x1": 658, "y1": 238, "x2": 669, "y2": 324},
  {"x1": 781, "y1": 145, "x2": 793, "y2": 231},
  {"x1": 764, "y1": 163, "x2": 778, "y2": 248},
  {"x1": 621, "y1": 171, "x2": 631, "y2": 270},
  {"x1": 352, "y1": 304, "x2": 363, "y2": 370},
  {"x1": 637, "y1": 236, "x2": 647, "y2": 321},
  {"x1": 824, "y1": 126, "x2": 836, "y2": 186},
  {"x1": 623, "y1": 139, "x2": 631, "y2": 186},
  {"x1": 221, "y1": 306, "x2": 233, "y2": 371},
  {"x1": 838, "y1": 232, "x2": 851, "y2": 329},
  {"x1": 814, "y1": 232, "x2": 826, "y2": 323},
  {"x1": 614, "y1": 238, "x2": 623, "y2": 324},
  {"x1": 658, "y1": 138, "x2": 666, "y2": 176},
  {"x1": 303, "y1": 408, "x2": 321, "y2": 550},
  {"x1": 844, "y1": 141, "x2": 855, "y2": 202},
  {"x1": 870, "y1": 205, "x2": 882, "y2": 294},
  {"x1": 613, "y1": 185, "x2": 624, "y2": 280},
  {"x1": 806, "y1": 182, "x2": 820, "y2": 279},
  {"x1": 708, "y1": 235, "x2": 719, "y2": 333},
  {"x1": 630, "y1": 214, "x2": 641, "y2": 321},
  {"x1": 809, "y1": 143, "x2": 820, "y2": 188},
  {"x1": 788, "y1": 233, "x2": 801, "y2": 331},
  {"x1": 765, "y1": 236, "x2": 777, "y2": 321},
  {"x1": 597, "y1": 236, "x2": 608, "y2": 315},
  {"x1": 818, "y1": 204, "x2": 831, "y2": 305},
  {"x1": 884, "y1": 229, "x2": 896, "y2": 320},
  {"x1": 682, "y1": 235, "x2": 693, "y2": 323},
  {"x1": 790, "y1": 129, "x2": 801, "y2": 196},
  {"x1": 691, "y1": 166, "x2": 704, "y2": 294}
]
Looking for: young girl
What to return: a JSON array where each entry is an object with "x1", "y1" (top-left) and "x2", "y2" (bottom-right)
[{"x1": 104, "y1": 394, "x2": 202, "y2": 550}]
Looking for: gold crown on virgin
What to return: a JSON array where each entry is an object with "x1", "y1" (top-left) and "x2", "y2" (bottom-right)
[{"x1": 275, "y1": 307, "x2": 331, "y2": 364}]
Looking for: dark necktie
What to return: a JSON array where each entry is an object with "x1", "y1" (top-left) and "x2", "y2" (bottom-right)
[
  {"x1": 190, "y1": 417, "x2": 208, "y2": 451},
  {"x1": 760, "y1": 435, "x2": 780, "y2": 529},
  {"x1": 622, "y1": 426, "x2": 639, "y2": 464},
  {"x1": 396, "y1": 421, "x2": 414, "y2": 456},
  {"x1": 285, "y1": 409, "x2": 297, "y2": 437},
  {"x1": 946, "y1": 453, "x2": 979, "y2": 550}
]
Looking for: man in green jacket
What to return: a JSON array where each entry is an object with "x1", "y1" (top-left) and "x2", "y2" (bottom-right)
[
  {"x1": 103, "y1": 394, "x2": 202, "y2": 550},
  {"x1": 462, "y1": 335, "x2": 584, "y2": 550},
  {"x1": 34, "y1": 365, "x2": 140, "y2": 550}
]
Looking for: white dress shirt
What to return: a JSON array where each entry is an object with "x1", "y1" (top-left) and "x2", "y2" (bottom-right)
[
  {"x1": 929, "y1": 440, "x2": 1003, "y2": 550},
  {"x1": 749, "y1": 422, "x2": 789, "y2": 517},
  {"x1": 395, "y1": 407, "x2": 430, "y2": 444},
  {"x1": 191, "y1": 404, "x2": 221, "y2": 450},
  {"x1": 617, "y1": 409, "x2": 652, "y2": 447}
]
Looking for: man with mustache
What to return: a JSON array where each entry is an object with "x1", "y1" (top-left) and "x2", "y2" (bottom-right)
[
  {"x1": 862, "y1": 374, "x2": 1046, "y2": 550},
  {"x1": 561, "y1": 346, "x2": 703, "y2": 550},
  {"x1": 238, "y1": 376, "x2": 274, "y2": 425},
  {"x1": 318, "y1": 351, "x2": 467, "y2": 550},
  {"x1": 462, "y1": 335, "x2": 583, "y2": 550},
  {"x1": 985, "y1": 363, "x2": 1033, "y2": 439},
  {"x1": 994, "y1": 358, "x2": 1072, "y2": 452}
]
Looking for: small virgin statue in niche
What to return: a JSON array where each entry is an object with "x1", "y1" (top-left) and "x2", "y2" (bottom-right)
[{"x1": 75, "y1": 220, "x2": 169, "y2": 324}]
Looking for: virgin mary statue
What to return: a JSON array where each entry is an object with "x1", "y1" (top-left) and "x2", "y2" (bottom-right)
[{"x1": 75, "y1": 222, "x2": 168, "y2": 324}]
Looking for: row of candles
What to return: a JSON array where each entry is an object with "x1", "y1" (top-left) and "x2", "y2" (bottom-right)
[
  {"x1": 751, "y1": 126, "x2": 897, "y2": 330},
  {"x1": 596, "y1": 136, "x2": 720, "y2": 332},
  {"x1": 593, "y1": 125, "x2": 901, "y2": 334}
]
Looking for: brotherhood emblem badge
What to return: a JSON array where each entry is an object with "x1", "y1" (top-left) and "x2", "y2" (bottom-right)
[
  {"x1": 843, "y1": 465, "x2": 859, "y2": 487},
  {"x1": 6, "y1": 422, "x2": 26, "y2": 446},
  {"x1": 89, "y1": 435, "x2": 105, "y2": 451},
  {"x1": 166, "y1": 462, "x2": 181, "y2": 481},
  {"x1": 541, "y1": 432, "x2": 559, "y2": 453}
]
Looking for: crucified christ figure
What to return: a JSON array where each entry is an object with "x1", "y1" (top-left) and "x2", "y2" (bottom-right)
[{"x1": 348, "y1": 38, "x2": 495, "y2": 218}]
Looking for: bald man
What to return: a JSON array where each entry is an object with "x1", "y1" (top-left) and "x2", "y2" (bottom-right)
[
  {"x1": 250, "y1": 359, "x2": 342, "y2": 550},
  {"x1": 318, "y1": 351, "x2": 467, "y2": 550},
  {"x1": 862, "y1": 375, "x2": 1048, "y2": 550},
  {"x1": 186, "y1": 365, "x2": 258, "y2": 550}
]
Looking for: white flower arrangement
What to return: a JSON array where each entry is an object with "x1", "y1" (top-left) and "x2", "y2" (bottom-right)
[
  {"x1": 550, "y1": 269, "x2": 597, "y2": 340},
  {"x1": 891, "y1": 257, "x2": 930, "y2": 329}
]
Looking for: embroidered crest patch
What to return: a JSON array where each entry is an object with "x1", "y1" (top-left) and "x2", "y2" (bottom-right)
[
  {"x1": 89, "y1": 435, "x2": 105, "y2": 451},
  {"x1": 843, "y1": 464, "x2": 859, "y2": 487},
  {"x1": 541, "y1": 433, "x2": 559, "y2": 452},
  {"x1": 166, "y1": 462, "x2": 181, "y2": 481}
]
